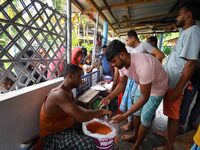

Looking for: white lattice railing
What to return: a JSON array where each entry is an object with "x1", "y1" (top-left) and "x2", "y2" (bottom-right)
[{"x1": 0, "y1": 0, "x2": 67, "y2": 93}]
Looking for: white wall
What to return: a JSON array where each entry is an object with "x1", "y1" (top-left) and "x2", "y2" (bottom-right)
[{"x1": 0, "y1": 78, "x2": 63, "y2": 150}]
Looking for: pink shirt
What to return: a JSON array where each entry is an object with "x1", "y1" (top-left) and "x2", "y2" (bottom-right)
[
  {"x1": 120, "y1": 53, "x2": 168, "y2": 96},
  {"x1": 47, "y1": 46, "x2": 65, "y2": 79}
]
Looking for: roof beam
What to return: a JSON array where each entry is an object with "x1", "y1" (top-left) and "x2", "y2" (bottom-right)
[
  {"x1": 168, "y1": 0, "x2": 181, "y2": 14},
  {"x1": 125, "y1": 0, "x2": 131, "y2": 26},
  {"x1": 119, "y1": 30, "x2": 178, "y2": 36},
  {"x1": 117, "y1": 26, "x2": 151, "y2": 34},
  {"x1": 111, "y1": 13, "x2": 170, "y2": 25},
  {"x1": 114, "y1": 22, "x2": 172, "y2": 31},
  {"x1": 71, "y1": 0, "x2": 96, "y2": 25},
  {"x1": 84, "y1": 0, "x2": 158, "y2": 12},
  {"x1": 102, "y1": 0, "x2": 120, "y2": 28},
  {"x1": 160, "y1": 0, "x2": 180, "y2": 23},
  {"x1": 118, "y1": 22, "x2": 172, "y2": 31},
  {"x1": 85, "y1": 0, "x2": 119, "y2": 36},
  {"x1": 103, "y1": 0, "x2": 158, "y2": 9},
  {"x1": 115, "y1": 25, "x2": 151, "y2": 31}
]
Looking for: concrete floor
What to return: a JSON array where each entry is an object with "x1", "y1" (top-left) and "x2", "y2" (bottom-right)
[{"x1": 114, "y1": 121, "x2": 167, "y2": 150}]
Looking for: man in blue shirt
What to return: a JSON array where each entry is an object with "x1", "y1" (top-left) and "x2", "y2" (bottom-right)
[{"x1": 99, "y1": 45, "x2": 113, "y2": 78}]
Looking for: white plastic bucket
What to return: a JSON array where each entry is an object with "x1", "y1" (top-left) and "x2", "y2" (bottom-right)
[{"x1": 82, "y1": 119, "x2": 116, "y2": 150}]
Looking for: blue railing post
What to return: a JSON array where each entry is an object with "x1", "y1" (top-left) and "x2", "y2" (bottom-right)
[{"x1": 76, "y1": 70, "x2": 101, "y2": 96}]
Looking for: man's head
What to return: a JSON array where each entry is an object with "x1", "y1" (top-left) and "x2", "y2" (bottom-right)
[
  {"x1": 0, "y1": 77, "x2": 14, "y2": 91},
  {"x1": 81, "y1": 47, "x2": 87, "y2": 56},
  {"x1": 64, "y1": 64, "x2": 83, "y2": 88},
  {"x1": 125, "y1": 30, "x2": 139, "y2": 47},
  {"x1": 147, "y1": 36, "x2": 158, "y2": 48},
  {"x1": 106, "y1": 40, "x2": 128, "y2": 69},
  {"x1": 176, "y1": 1, "x2": 200, "y2": 28},
  {"x1": 102, "y1": 45, "x2": 107, "y2": 53}
]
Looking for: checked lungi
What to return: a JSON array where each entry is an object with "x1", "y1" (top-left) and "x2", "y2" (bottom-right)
[{"x1": 42, "y1": 124, "x2": 96, "y2": 150}]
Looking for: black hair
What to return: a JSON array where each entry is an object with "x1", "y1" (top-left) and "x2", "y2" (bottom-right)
[
  {"x1": 64, "y1": 63, "x2": 82, "y2": 77},
  {"x1": 180, "y1": 1, "x2": 200, "y2": 20},
  {"x1": 127, "y1": 30, "x2": 139, "y2": 39},
  {"x1": 106, "y1": 40, "x2": 126, "y2": 61},
  {"x1": 102, "y1": 45, "x2": 107, "y2": 48},
  {"x1": 147, "y1": 36, "x2": 158, "y2": 48},
  {"x1": 25, "y1": 50, "x2": 34, "y2": 58},
  {"x1": 80, "y1": 47, "x2": 87, "y2": 65},
  {"x1": 81, "y1": 47, "x2": 87, "y2": 55}
]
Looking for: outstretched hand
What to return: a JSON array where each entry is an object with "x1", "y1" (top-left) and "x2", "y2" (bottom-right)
[
  {"x1": 111, "y1": 114, "x2": 126, "y2": 124},
  {"x1": 101, "y1": 109, "x2": 112, "y2": 117},
  {"x1": 98, "y1": 97, "x2": 111, "y2": 107}
]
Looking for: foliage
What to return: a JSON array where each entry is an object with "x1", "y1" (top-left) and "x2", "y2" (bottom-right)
[
  {"x1": 50, "y1": 0, "x2": 66, "y2": 13},
  {"x1": 162, "y1": 46, "x2": 173, "y2": 55},
  {"x1": 162, "y1": 32, "x2": 179, "y2": 46},
  {"x1": 72, "y1": 30, "x2": 80, "y2": 48},
  {"x1": 81, "y1": 43, "x2": 93, "y2": 52}
]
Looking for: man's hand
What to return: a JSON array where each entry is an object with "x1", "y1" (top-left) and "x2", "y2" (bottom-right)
[
  {"x1": 101, "y1": 109, "x2": 112, "y2": 117},
  {"x1": 166, "y1": 88, "x2": 182, "y2": 101},
  {"x1": 111, "y1": 114, "x2": 126, "y2": 123},
  {"x1": 98, "y1": 97, "x2": 111, "y2": 107}
]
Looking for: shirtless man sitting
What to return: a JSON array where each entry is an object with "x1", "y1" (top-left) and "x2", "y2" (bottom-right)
[{"x1": 40, "y1": 63, "x2": 111, "y2": 150}]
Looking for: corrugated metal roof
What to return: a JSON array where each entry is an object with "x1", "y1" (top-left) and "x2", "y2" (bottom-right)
[{"x1": 72, "y1": 0, "x2": 198, "y2": 36}]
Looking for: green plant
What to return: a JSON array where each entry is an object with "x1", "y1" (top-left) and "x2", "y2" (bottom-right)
[
  {"x1": 72, "y1": 30, "x2": 80, "y2": 48},
  {"x1": 162, "y1": 46, "x2": 173, "y2": 56},
  {"x1": 81, "y1": 43, "x2": 93, "y2": 52}
]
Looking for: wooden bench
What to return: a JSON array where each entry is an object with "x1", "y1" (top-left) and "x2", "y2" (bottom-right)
[
  {"x1": 77, "y1": 87, "x2": 101, "y2": 108},
  {"x1": 76, "y1": 80, "x2": 110, "y2": 108}
]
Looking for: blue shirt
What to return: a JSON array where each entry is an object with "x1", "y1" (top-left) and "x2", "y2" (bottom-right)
[{"x1": 100, "y1": 54, "x2": 112, "y2": 76}]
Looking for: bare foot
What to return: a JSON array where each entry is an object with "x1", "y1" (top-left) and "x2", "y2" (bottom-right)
[
  {"x1": 121, "y1": 122, "x2": 134, "y2": 132},
  {"x1": 121, "y1": 133, "x2": 137, "y2": 142},
  {"x1": 153, "y1": 130, "x2": 168, "y2": 139}
]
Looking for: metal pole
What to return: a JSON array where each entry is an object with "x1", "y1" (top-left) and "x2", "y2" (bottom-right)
[
  {"x1": 102, "y1": 21, "x2": 108, "y2": 46},
  {"x1": 159, "y1": 33, "x2": 163, "y2": 50},
  {"x1": 66, "y1": 0, "x2": 72, "y2": 64},
  {"x1": 92, "y1": 12, "x2": 99, "y2": 65}
]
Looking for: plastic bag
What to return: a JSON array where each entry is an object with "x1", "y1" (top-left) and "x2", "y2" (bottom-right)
[{"x1": 82, "y1": 118, "x2": 116, "y2": 149}]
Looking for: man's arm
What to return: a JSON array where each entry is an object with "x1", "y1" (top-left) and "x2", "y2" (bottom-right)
[
  {"x1": 107, "y1": 75, "x2": 127, "y2": 99},
  {"x1": 99, "y1": 75, "x2": 128, "y2": 106},
  {"x1": 111, "y1": 83, "x2": 151, "y2": 123},
  {"x1": 151, "y1": 48, "x2": 165, "y2": 62},
  {"x1": 85, "y1": 65, "x2": 94, "y2": 73},
  {"x1": 110, "y1": 67, "x2": 119, "y2": 92},
  {"x1": 168, "y1": 59, "x2": 197, "y2": 100},
  {"x1": 124, "y1": 83, "x2": 151, "y2": 117},
  {"x1": 56, "y1": 93, "x2": 111, "y2": 122}
]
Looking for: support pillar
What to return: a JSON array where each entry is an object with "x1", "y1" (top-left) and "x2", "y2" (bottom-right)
[{"x1": 102, "y1": 21, "x2": 108, "y2": 46}]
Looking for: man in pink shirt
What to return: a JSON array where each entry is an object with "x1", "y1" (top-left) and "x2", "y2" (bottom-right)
[{"x1": 100, "y1": 40, "x2": 168, "y2": 150}]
